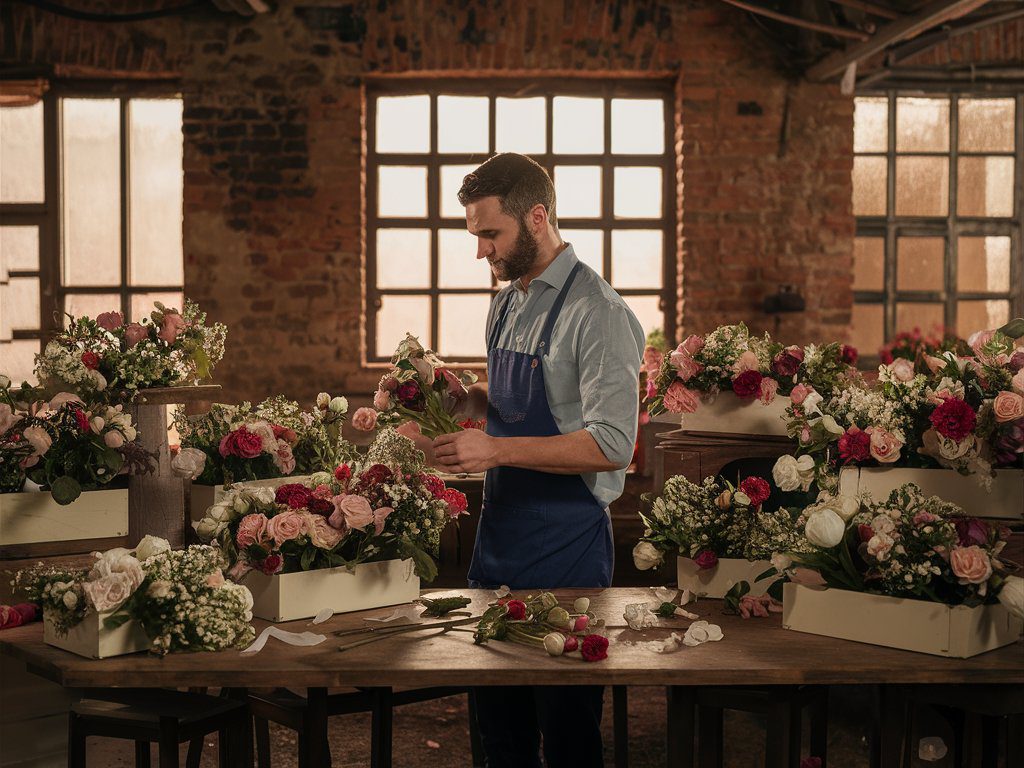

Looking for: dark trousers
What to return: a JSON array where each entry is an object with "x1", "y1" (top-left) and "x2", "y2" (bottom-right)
[{"x1": 472, "y1": 685, "x2": 605, "y2": 768}]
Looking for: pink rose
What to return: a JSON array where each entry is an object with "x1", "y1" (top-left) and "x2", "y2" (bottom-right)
[
  {"x1": 236, "y1": 513, "x2": 270, "y2": 549},
  {"x1": 669, "y1": 350, "x2": 703, "y2": 382},
  {"x1": 308, "y1": 514, "x2": 344, "y2": 549},
  {"x1": 968, "y1": 329, "x2": 995, "y2": 355},
  {"x1": 642, "y1": 345, "x2": 664, "y2": 377},
  {"x1": 759, "y1": 377, "x2": 778, "y2": 405},
  {"x1": 732, "y1": 350, "x2": 760, "y2": 374},
  {"x1": 866, "y1": 427, "x2": 902, "y2": 464},
  {"x1": 950, "y1": 545, "x2": 993, "y2": 585},
  {"x1": 271, "y1": 439, "x2": 296, "y2": 474},
  {"x1": 22, "y1": 425, "x2": 52, "y2": 457},
  {"x1": 889, "y1": 358, "x2": 915, "y2": 382},
  {"x1": 103, "y1": 430, "x2": 125, "y2": 449},
  {"x1": 1013, "y1": 369, "x2": 1024, "y2": 396},
  {"x1": 645, "y1": 378, "x2": 658, "y2": 399},
  {"x1": 662, "y1": 381, "x2": 700, "y2": 414},
  {"x1": 790, "y1": 383, "x2": 811, "y2": 405},
  {"x1": 924, "y1": 355, "x2": 947, "y2": 374},
  {"x1": 681, "y1": 334, "x2": 704, "y2": 356},
  {"x1": 352, "y1": 407, "x2": 378, "y2": 432},
  {"x1": 993, "y1": 391, "x2": 1024, "y2": 423},
  {"x1": 124, "y1": 323, "x2": 148, "y2": 348},
  {"x1": 157, "y1": 310, "x2": 187, "y2": 344},
  {"x1": 373, "y1": 506, "x2": 393, "y2": 536},
  {"x1": 913, "y1": 511, "x2": 939, "y2": 526},
  {"x1": 95, "y1": 311, "x2": 123, "y2": 331},
  {"x1": 373, "y1": 389, "x2": 391, "y2": 410},
  {"x1": 329, "y1": 494, "x2": 374, "y2": 531},
  {"x1": 266, "y1": 510, "x2": 307, "y2": 546}
]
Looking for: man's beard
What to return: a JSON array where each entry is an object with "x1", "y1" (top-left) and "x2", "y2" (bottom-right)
[{"x1": 489, "y1": 221, "x2": 539, "y2": 282}]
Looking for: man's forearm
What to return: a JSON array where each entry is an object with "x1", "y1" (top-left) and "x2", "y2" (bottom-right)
[{"x1": 495, "y1": 429, "x2": 620, "y2": 474}]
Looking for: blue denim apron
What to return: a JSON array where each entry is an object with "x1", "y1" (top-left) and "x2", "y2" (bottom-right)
[{"x1": 467, "y1": 262, "x2": 614, "y2": 590}]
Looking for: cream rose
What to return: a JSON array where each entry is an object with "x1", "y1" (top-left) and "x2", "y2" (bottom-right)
[
  {"x1": 82, "y1": 572, "x2": 137, "y2": 613},
  {"x1": 804, "y1": 508, "x2": 846, "y2": 548},
  {"x1": 889, "y1": 358, "x2": 915, "y2": 382},
  {"x1": 134, "y1": 535, "x2": 171, "y2": 563},
  {"x1": 993, "y1": 391, "x2": 1024, "y2": 423},
  {"x1": 950, "y1": 545, "x2": 992, "y2": 585},
  {"x1": 867, "y1": 427, "x2": 902, "y2": 464},
  {"x1": 772, "y1": 454, "x2": 816, "y2": 492},
  {"x1": 308, "y1": 514, "x2": 345, "y2": 549},
  {"x1": 632, "y1": 541, "x2": 663, "y2": 571},
  {"x1": 170, "y1": 447, "x2": 208, "y2": 480},
  {"x1": 997, "y1": 575, "x2": 1024, "y2": 619}
]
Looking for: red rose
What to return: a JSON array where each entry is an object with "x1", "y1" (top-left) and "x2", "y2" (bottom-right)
[
  {"x1": 580, "y1": 634, "x2": 609, "y2": 662},
  {"x1": 80, "y1": 351, "x2": 100, "y2": 370},
  {"x1": 272, "y1": 424, "x2": 297, "y2": 444},
  {"x1": 738, "y1": 477, "x2": 771, "y2": 508},
  {"x1": 693, "y1": 550, "x2": 718, "y2": 570},
  {"x1": 838, "y1": 426, "x2": 871, "y2": 464},
  {"x1": 258, "y1": 553, "x2": 283, "y2": 575},
  {"x1": 359, "y1": 464, "x2": 393, "y2": 488},
  {"x1": 13, "y1": 603, "x2": 37, "y2": 622},
  {"x1": 442, "y1": 487, "x2": 468, "y2": 517},
  {"x1": 275, "y1": 483, "x2": 313, "y2": 509},
  {"x1": 929, "y1": 398, "x2": 977, "y2": 443},
  {"x1": 396, "y1": 382, "x2": 425, "y2": 411},
  {"x1": 504, "y1": 600, "x2": 526, "y2": 620},
  {"x1": 732, "y1": 370, "x2": 763, "y2": 399},
  {"x1": 771, "y1": 346, "x2": 804, "y2": 378},
  {"x1": 422, "y1": 474, "x2": 446, "y2": 499},
  {"x1": 219, "y1": 426, "x2": 264, "y2": 459},
  {"x1": 841, "y1": 345, "x2": 858, "y2": 365},
  {"x1": 73, "y1": 408, "x2": 89, "y2": 433},
  {"x1": 334, "y1": 464, "x2": 352, "y2": 484},
  {"x1": 308, "y1": 497, "x2": 334, "y2": 517}
]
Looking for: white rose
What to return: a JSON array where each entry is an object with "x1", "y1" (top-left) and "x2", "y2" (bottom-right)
[
  {"x1": 771, "y1": 553, "x2": 792, "y2": 572},
  {"x1": 543, "y1": 632, "x2": 566, "y2": 656},
  {"x1": 802, "y1": 391, "x2": 823, "y2": 415},
  {"x1": 171, "y1": 447, "x2": 207, "y2": 480},
  {"x1": 207, "y1": 501, "x2": 235, "y2": 523},
  {"x1": 88, "y1": 369, "x2": 107, "y2": 391},
  {"x1": 134, "y1": 534, "x2": 171, "y2": 563},
  {"x1": 773, "y1": 455, "x2": 816, "y2": 492},
  {"x1": 997, "y1": 575, "x2": 1024, "y2": 620},
  {"x1": 232, "y1": 494, "x2": 253, "y2": 516},
  {"x1": 251, "y1": 487, "x2": 277, "y2": 505},
  {"x1": 82, "y1": 572, "x2": 136, "y2": 613},
  {"x1": 194, "y1": 517, "x2": 224, "y2": 541},
  {"x1": 309, "y1": 471, "x2": 332, "y2": 487},
  {"x1": 804, "y1": 508, "x2": 846, "y2": 548},
  {"x1": 819, "y1": 415, "x2": 845, "y2": 436},
  {"x1": 329, "y1": 396, "x2": 348, "y2": 414},
  {"x1": 632, "y1": 541, "x2": 664, "y2": 571},
  {"x1": 62, "y1": 590, "x2": 78, "y2": 609},
  {"x1": 146, "y1": 580, "x2": 173, "y2": 599},
  {"x1": 866, "y1": 532, "x2": 894, "y2": 561}
]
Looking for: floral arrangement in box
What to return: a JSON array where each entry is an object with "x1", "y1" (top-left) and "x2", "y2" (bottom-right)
[
  {"x1": 370, "y1": 334, "x2": 482, "y2": 438},
  {"x1": 194, "y1": 428, "x2": 469, "y2": 582},
  {"x1": 632, "y1": 474, "x2": 808, "y2": 573},
  {"x1": 0, "y1": 377, "x2": 154, "y2": 503},
  {"x1": 473, "y1": 592, "x2": 610, "y2": 661},
  {"x1": 646, "y1": 323, "x2": 858, "y2": 417},
  {"x1": 171, "y1": 393, "x2": 354, "y2": 485},
  {"x1": 771, "y1": 483, "x2": 1022, "y2": 615},
  {"x1": 772, "y1": 326, "x2": 1024, "y2": 492},
  {"x1": 14, "y1": 536, "x2": 255, "y2": 655},
  {"x1": 33, "y1": 300, "x2": 227, "y2": 399},
  {"x1": 878, "y1": 325, "x2": 965, "y2": 366}
]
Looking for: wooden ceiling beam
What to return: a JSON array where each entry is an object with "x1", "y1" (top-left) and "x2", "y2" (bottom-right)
[
  {"x1": 720, "y1": 0, "x2": 871, "y2": 40},
  {"x1": 828, "y1": 0, "x2": 901, "y2": 21}
]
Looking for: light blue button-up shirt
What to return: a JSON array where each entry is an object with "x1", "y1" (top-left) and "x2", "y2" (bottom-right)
[{"x1": 486, "y1": 244, "x2": 645, "y2": 510}]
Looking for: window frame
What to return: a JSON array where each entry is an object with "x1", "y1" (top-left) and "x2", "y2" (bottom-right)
[
  {"x1": 363, "y1": 76, "x2": 677, "y2": 366},
  {"x1": 853, "y1": 91, "x2": 1024, "y2": 357}
]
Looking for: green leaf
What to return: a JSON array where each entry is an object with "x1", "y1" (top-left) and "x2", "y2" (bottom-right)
[
  {"x1": 193, "y1": 347, "x2": 212, "y2": 381},
  {"x1": 399, "y1": 537, "x2": 438, "y2": 582},
  {"x1": 722, "y1": 580, "x2": 751, "y2": 613},
  {"x1": 101, "y1": 447, "x2": 124, "y2": 473},
  {"x1": 754, "y1": 567, "x2": 777, "y2": 583},
  {"x1": 102, "y1": 611, "x2": 132, "y2": 630},
  {"x1": 50, "y1": 475, "x2": 82, "y2": 505},
  {"x1": 767, "y1": 580, "x2": 784, "y2": 602},
  {"x1": 300, "y1": 546, "x2": 315, "y2": 572},
  {"x1": 997, "y1": 317, "x2": 1024, "y2": 339}
]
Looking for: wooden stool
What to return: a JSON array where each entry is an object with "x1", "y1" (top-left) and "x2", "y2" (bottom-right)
[
  {"x1": 67, "y1": 688, "x2": 248, "y2": 768},
  {"x1": 667, "y1": 685, "x2": 829, "y2": 768}
]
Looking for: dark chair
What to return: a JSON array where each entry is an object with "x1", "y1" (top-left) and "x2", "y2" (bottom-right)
[{"x1": 67, "y1": 688, "x2": 249, "y2": 768}]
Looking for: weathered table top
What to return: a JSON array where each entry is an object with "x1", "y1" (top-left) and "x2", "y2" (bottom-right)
[{"x1": 2, "y1": 589, "x2": 1021, "y2": 689}]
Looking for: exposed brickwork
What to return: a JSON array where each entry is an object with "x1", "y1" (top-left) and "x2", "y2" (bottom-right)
[{"x1": 2, "y1": 0, "x2": 870, "y2": 402}]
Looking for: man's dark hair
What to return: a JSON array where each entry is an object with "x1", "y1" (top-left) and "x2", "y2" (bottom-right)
[{"x1": 457, "y1": 152, "x2": 558, "y2": 227}]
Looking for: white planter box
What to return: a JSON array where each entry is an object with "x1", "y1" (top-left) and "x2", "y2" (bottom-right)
[
  {"x1": 782, "y1": 583, "x2": 1023, "y2": 658},
  {"x1": 677, "y1": 556, "x2": 774, "y2": 598},
  {"x1": 839, "y1": 467, "x2": 1024, "y2": 521},
  {"x1": 0, "y1": 486, "x2": 128, "y2": 546},
  {"x1": 242, "y1": 558, "x2": 420, "y2": 622},
  {"x1": 190, "y1": 474, "x2": 312, "y2": 524},
  {"x1": 43, "y1": 610, "x2": 150, "y2": 660},
  {"x1": 674, "y1": 394, "x2": 790, "y2": 436}
]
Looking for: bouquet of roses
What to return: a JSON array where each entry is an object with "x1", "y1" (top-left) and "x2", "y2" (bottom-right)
[
  {"x1": 633, "y1": 474, "x2": 808, "y2": 573},
  {"x1": 772, "y1": 483, "x2": 1022, "y2": 614},
  {"x1": 34, "y1": 299, "x2": 227, "y2": 400},
  {"x1": 171, "y1": 393, "x2": 354, "y2": 484},
  {"x1": 371, "y1": 334, "x2": 481, "y2": 438},
  {"x1": 14, "y1": 536, "x2": 255, "y2": 655},
  {"x1": 194, "y1": 427, "x2": 469, "y2": 582},
  {"x1": 646, "y1": 323, "x2": 858, "y2": 417},
  {"x1": 0, "y1": 377, "x2": 154, "y2": 503},
  {"x1": 473, "y1": 592, "x2": 610, "y2": 661},
  {"x1": 879, "y1": 325, "x2": 966, "y2": 366}
]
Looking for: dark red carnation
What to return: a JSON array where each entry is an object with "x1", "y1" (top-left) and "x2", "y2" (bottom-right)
[
  {"x1": 396, "y1": 382, "x2": 425, "y2": 411},
  {"x1": 359, "y1": 464, "x2": 394, "y2": 488},
  {"x1": 308, "y1": 497, "x2": 334, "y2": 517},
  {"x1": 838, "y1": 426, "x2": 871, "y2": 463},
  {"x1": 504, "y1": 600, "x2": 526, "y2": 620},
  {"x1": 580, "y1": 634, "x2": 609, "y2": 662},
  {"x1": 258, "y1": 553, "x2": 283, "y2": 575},
  {"x1": 841, "y1": 345, "x2": 858, "y2": 366},
  {"x1": 738, "y1": 477, "x2": 771, "y2": 507},
  {"x1": 694, "y1": 550, "x2": 718, "y2": 570},
  {"x1": 732, "y1": 370, "x2": 763, "y2": 399},
  {"x1": 442, "y1": 487, "x2": 468, "y2": 517},
  {"x1": 73, "y1": 408, "x2": 89, "y2": 433},
  {"x1": 771, "y1": 346, "x2": 804, "y2": 378},
  {"x1": 80, "y1": 351, "x2": 100, "y2": 370},
  {"x1": 929, "y1": 397, "x2": 977, "y2": 442},
  {"x1": 275, "y1": 483, "x2": 313, "y2": 509},
  {"x1": 334, "y1": 464, "x2": 352, "y2": 484},
  {"x1": 421, "y1": 474, "x2": 446, "y2": 499}
]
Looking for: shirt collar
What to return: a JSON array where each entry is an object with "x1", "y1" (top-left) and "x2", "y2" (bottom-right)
[{"x1": 514, "y1": 243, "x2": 578, "y2": 293}]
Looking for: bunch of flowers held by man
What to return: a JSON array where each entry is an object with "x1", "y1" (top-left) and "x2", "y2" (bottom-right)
[
  {"x1": 13, "y1": 536, "x2": 255, "y2": 655},
  {"x1": 473, "y1": 592, "x2": 610, "y2": 661},
  {"x1": 33, "y1": 300, "x2": 227, "y2": 400},
  {"x1": 0, "y1": 377, "x2": 153, "y2": 503},
  {"x1": 369, "y1": 334, "x2": 481, "y2": 438},
  {"x1": 646, "y1": 323, "x2": 858, "y2": 417},
  {"x1": 194, "y1": 428, "x2": 469, "y2": 582},
  {"x1": 171, "y1": 393, "x2": 354, "y2": 484},
  {"x1": 771, "y1": 483, "x2": 1022, "y2": 615},
  {"x1": 633, "y1": 474, "x2": 808, "y2": 573}
]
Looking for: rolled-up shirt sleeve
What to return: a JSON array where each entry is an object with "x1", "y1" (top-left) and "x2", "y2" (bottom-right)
[{"x1": 576, "y1": 301, "x2": 645, "y2": 468}]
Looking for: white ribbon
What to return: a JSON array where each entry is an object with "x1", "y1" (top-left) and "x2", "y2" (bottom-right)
[{"x1": 241, "y1": 626, "x2": 327, "y2": 655}]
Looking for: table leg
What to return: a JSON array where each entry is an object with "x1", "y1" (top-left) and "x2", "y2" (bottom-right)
[
  {"x1": 666, "y1": 686, "x2": 696, "y2": 768},
  {"x1": 613, "y1": 685, "x2": 629, "y2": 768},
  {"x1": 764, "y1": 689, "x2": 799, "y2": 768},
  {"x1": 698, "y1": 705, "x2": 724, "y2": 768},
  {"x1": 158, "y1": 716, "x2": 179, "y2": 768},
  {"x1": 301, "y1": 687, "x2": 329, "y2": 768},
  {"x1": 809, "y1": 687, "x2": 829, "y2": 767},
  {"x1": 370, "y1": 687, "x2": 393, "y2": 768},
  {"x1": 870, "y1": 685, "x2": 906, "y2": 768},
  {"x1": 223, "y1": 687, "x2": 254, "y2": 768}
]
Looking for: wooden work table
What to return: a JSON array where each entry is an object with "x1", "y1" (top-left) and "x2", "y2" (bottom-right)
[{"x1": 2, "y1": 589, "x2": 1021, "y2": 690}]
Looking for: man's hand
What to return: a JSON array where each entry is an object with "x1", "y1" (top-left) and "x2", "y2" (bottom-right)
[
  {"x1": 396, "y1": 421, "x2": 437, "y2": 466},
  {"x1": 433, "y1": 429, "x2": 501, "y2": 474}
]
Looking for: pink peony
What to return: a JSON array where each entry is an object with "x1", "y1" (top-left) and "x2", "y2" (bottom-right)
[
  {"x1": 266, "y1": 510, "x2": 308, "y2": 546},
  {"x1": 950, "y1": 545, "x2": 992, "y2": 585},
  {"x1": 157, "y1": 310, "x2": 187, "y2": 344},
  {"x1": 124, "y1": 323, "x2": 148, "y2": 348},
  {"x1": 352, "y1": 407, "x2": 378, "y2": 432},
  {"x1": 889, "y1": 358, "x2": 915, "y2": 382},
  {"x1": 95, "y1": 311, "x2": 123, "y2": 331},
  {"x1": 993, "y1": 391, "x2": 1024, "y2": 423},
  {"x1": 663, "y1": 381, "x2": 700, "y2": 414},
  {"x1": 236, "y1": 513, "x2": 270, "y2": 549},
  {"x1": 680, "y1": 334, "x2": 704, "y2": 355},
  {"x1": 866, "y1": 427, "x2": 902, "y2": 464},
  {"x1": 329, "y1": 494, "x2": 374, "y2": 531},
  {"x1": 732, "y1": 369, "x2": 763, "y2": 399},
  {"x1": 732, "y1": 350, "x2": 760, "y2": 374},
  {"x1": 759, "y1": 377, "x2": 778, "y2": 404},
  {"x1": 373, "y1": 389, "x2": 391, "y2": 410},
  {"x1": 790, "y1": 383, "x2": 811, "y2": 405}
]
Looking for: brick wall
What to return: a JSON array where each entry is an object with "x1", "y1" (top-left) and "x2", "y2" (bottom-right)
[{"x1": 4, "y1": 0, "x2": 859, "y2": 403}]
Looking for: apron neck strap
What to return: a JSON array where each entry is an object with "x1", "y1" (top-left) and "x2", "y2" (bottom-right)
[{"x1": 537, "y1": 261, "x2": 581, "y2": 357}]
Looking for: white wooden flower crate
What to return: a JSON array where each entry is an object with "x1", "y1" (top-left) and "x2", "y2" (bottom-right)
[
  {"x1": 0, "y1": 486, "x2": 128, "y2": 547},
  {"x1": 189, "y1": 475, "x2": 313, "y2": 524},
  {"x1": 666, "y1": 394, "x2": 790, "y2": 436},
  {"x1": 782, "y1": 583, "x2": 1023, "y2": 658},
  {"x1": 677, "y1": 556, "x2": 774, "y2": 598},
  {"x1": 838, "y1": 467, "x2": 1024, "y2": 520},
  {"x1": 43, "y1": 610, "x2": 150, "y2": 660},
  {"x1": 242, "y1": 558, "x2": 420, "y2": 622}
]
